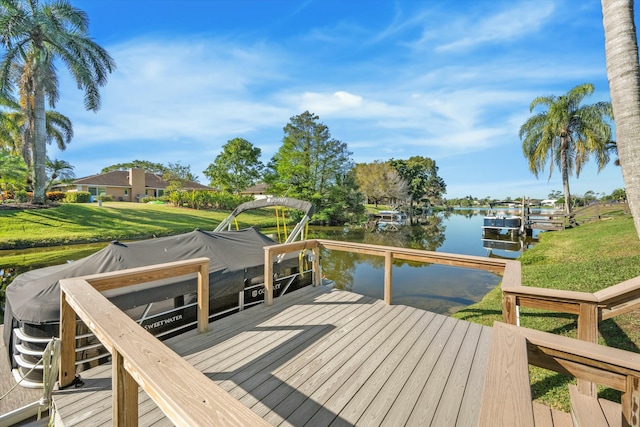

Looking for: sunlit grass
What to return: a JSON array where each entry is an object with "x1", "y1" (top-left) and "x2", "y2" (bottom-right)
[{"x1": 0, "y1": 202, "x2": 284, "y2": 249}]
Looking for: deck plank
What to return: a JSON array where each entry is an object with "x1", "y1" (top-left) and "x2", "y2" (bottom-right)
[
  {"x1": 265, "y1": 305, "x2": 415, "y2": 426},
  {"x1": 248, "y1": 303, "x2": 399, "y2": 419},
  {"x1": 346, "y1": 313, "x2": 450, "y2": 426},
  {"x1": 455, "y1": 325, "x2": 493, "y2": 427},
  {"x1": 51, "y1": 287, "x2": 493, "y2": 426},
  {"x1": 326, "y1": 311, "x2": 439, "y2": 426},
  {"x1": 429, "y1": 322, "x2": 486, "y2": 426},
  {"x1": 379, "y1": 316, "x2": 462, "y2": 426},
  {"x1": 404, "y1": 319, "x2": 475, "y2": 426},
  {"x1": 236, "y1": 300, "x2": 383, "y2": 410},
  {"x1": 290, "y1": 309, "x2": 430, "y2": 426}
]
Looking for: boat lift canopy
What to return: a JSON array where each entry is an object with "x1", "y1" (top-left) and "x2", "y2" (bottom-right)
[{"x1": 214, "y1": 197, "x2": 314, "y2": 244}]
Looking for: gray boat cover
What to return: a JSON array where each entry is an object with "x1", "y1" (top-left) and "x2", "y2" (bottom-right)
[
  {"x1": 3, "y1": 228, "x2": 282, "y2": 352},
  {"x1": 228, "y1": 197, "x2": 314, "y2": 219}
]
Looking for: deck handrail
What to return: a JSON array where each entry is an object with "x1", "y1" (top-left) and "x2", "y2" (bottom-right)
[
  {"x1": 501, "y1": 272, "x2": 640, "y2": 396},
  {"x1": 263, "y1": 239, "x2": 521, "y2": 306},
  {"x1": 58, "y1": 257, "x2": 269, "y2": 427},
  {"x1": 479, "y1": 322, "x2": 640, "y2": 427},
  {"x1": 501, "y1": 275, "x2": 640, "y2": 341}
]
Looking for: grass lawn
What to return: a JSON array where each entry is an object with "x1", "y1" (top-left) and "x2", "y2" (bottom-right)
[
  {"x1": 453, "y1": 208, "x2": 640, "y2": 411},
  {"x1": 0, "y1": 202, "x2": 282, "y2": 249}
]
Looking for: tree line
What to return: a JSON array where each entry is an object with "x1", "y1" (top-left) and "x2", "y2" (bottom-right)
[{"x1": 202, "y1": 111, "x2": 446, "y2": 225}]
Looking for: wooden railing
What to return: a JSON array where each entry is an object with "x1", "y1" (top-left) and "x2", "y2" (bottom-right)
[
  {"x1": 56, "y1": 239, "x2": 522, "y2": 426},
  {"x1": 263, "y1": 239, "x2": 521, "y2": 306},
  {"x1": 502, "y1": 274, "x2": 640, "y2": 396},
  {"x1": 58, "y1": 257, "x2": 269, "y2": 427},
  {"x1": 479, "y1": 322, "x2": 640, "y2": 427}
]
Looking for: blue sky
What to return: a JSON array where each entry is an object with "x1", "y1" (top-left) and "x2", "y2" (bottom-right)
[{"x1": 48, "y1": 0, "x2": 628, "y2": 200}]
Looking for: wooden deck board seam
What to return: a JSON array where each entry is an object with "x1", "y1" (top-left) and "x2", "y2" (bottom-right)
[
  {"x1": 262, "y1": 305, "x2": 414, "y2": 425},
  {"x1": 300, "y1": 309, "x2": 432, "y2": 426}
]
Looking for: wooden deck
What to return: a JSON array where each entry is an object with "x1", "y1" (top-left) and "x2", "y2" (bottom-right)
[{"x1": 52, "y1": 285, "x2": 493, "y2": 426}]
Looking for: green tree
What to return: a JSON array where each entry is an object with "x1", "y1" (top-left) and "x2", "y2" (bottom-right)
[
  {"x1": 610, "y1": 188, "x2": 627, "y2": 202},
  {"x1": 101, "y1": 160, "x2": 167, "y2": 175},
  {"x1": 602, "y1": 0, "x2": 640, "y2": 238},
  {"x1": 165, "y1": 161, "x2": 198, "y2": 182},
  {"x1": 519, "y1": 83, "x2": 613, "y2": 215},
  {"x1": 322, "y1": 169, "x2": 366, "y2": 225},
  {"x1": 548, "y1": 190, "x2": 562, "y2": 200},
  {"x1": 0, "y1": 149, "x2": 27, "y2": 199},
  {"x1": 0, "y1": 92, "x2": 72, "y2": 168},
  {"x1": 354, "y1": 161, "x2": 408, "y2": 207},
  {"x1": 45, "y1": 157, "x2": 74, "y2": 191},
  {"x1": 162, "y1": 161, "x2": 198, "y2": 194},
  {"x1": 267, "y1": 111, "x2": 353, "y2": 223},
  {"x1": 389, "y1": 156, "x2": 446, "y2": 213},
  {"x1": 203, "y1": 137, "x2": 264, "y2": 194},
  {"x1": 583, "y1": 190, "x2": 597, "y2": 206},
  {"x1": 0, "y1": 0, "x2": 115, "y2": 204},
  {"x1": 0, "y1": 92, "x2": 22, "y2": 154}
]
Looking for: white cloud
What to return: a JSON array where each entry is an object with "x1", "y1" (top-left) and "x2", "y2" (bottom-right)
[
  {"x1": 298, "y1": 90, "x2": 363, "y2": 114},
  {"x1": 433, "y1": 1, "x2": 556, "y2": 52}
]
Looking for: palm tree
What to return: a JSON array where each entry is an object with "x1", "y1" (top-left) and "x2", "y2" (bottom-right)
[
  {"x1": 45, "y1": 157, "x2": 74, "y2": 192},
  {"x1": 0, "y1": 92, "x2": 23, "y2": 154},
  {"x1": 0, "y1": 0, "x2": 115, "y2": 204},
  {"x1": 519, "y1": 83, "x2": 613, "y2": 215},
  {"x1": 0, "y1": 149, "x2": 27, "y2": 200},
  {"x1": 602, "y1": 0, "x2": 640, "y2": 239}
]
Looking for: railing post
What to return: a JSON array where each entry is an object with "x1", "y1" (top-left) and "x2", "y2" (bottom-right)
[
  {"x1": 384, "y1": 251, "x2": 393, "y2": 305},
  {"x1": 622, "y1": 376, "x2": 640, "y2": 427},
  {"x1": 312, "y1": 243, "x2": 321, "y2": 287},
  {"x1": 59, "y1": 289, "x2": 77, "y2": 388},
  {"x1": 264, "y1": 247, "x2": 274, "y2": 306},
  {"x1": 197, "y1": 261, "x2": 209, "y2": 333},
  {"x1": 577, "y1": 302, "x2": 599, "y2": 396},
  {"x1": 502, "y1": 292, "x2": 518, "y2": 325},
  {"x1": 113, "y1": 350, "x2": 138, "y2": 426}
]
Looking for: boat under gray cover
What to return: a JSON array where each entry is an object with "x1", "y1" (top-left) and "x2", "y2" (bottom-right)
[{"x1": 3, "y1": 227, "x2": 292, "y2": 366}]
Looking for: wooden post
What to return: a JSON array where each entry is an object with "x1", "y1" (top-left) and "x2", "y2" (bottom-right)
[
  {"x1": 622, "y1": 376, "x2": 640, "y2": 427},
  {"x1": 312, "y1": 244, "x2": 321, "y2": 287},
  {"x1": 59, "y1": 290, "x2": 77, "y2": 388},
  {"x1": 264, "y1": 248, "x2": 273, "y2": 306},
  {"x1": 197, "y1": 261, "x2": 209, "y2": 333},
  {"x1": 384, "y1": 251, "x2": 393, "y2": 305},
  {"x1": 577, "y1": 302, "x2": 599, "y2": 396},
  {"x1": 113, "y1": 350, "x2": 138, "y2": 426},
  {"x1": 502, "y1": 293, "x2": 518, "y2": 325}
]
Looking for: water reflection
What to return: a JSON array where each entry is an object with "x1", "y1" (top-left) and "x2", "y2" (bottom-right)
[{"x1": 309, "y1": 212, "x2": 505, "y2": 315}]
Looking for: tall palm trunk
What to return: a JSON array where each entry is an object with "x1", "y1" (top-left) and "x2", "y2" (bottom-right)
[
  {"x1": 602, "y1": 0, "x2": 640, "y2": 238},
  {"x1": 560, "y1": 138, "x2": 573, "y2": 215},
  {"x1": 32, "y1": 85, "x2": 47, "y2": 204}
]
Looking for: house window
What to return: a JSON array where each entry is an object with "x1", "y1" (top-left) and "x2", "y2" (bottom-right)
[
  {"x1": 157, "y1": 189, "x2": 164, "y2": 197},
  {"x1": 88, "y1": 187, "x2": 106, "y2": 196},
  {"x1": 124, "y1": 189, "x2": 129, "y2": 196}
]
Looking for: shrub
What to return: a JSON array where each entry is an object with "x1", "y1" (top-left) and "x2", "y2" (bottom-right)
[
  {"x1": 46, "y1": 191, "x2": 66, "y2": 202},
  {"x1": 65, "y1": 191, "x2": 92, "y2": 203},
  {"x1": 140, "y1": 196, "x2": 156, "y2": 203},
  {"x1": 15, "y1": 190, "x2": 29, "y2": 203},
  {"x1": 165, "y1": 190, "x2": 252, "y2": 210},
  {"x1": 97, "y1": 194, "x2": 112, "y2": 202}
]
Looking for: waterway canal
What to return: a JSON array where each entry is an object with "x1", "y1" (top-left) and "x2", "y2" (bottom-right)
[{"x1": 0, "y1": 208, "x2": 539, "y2": 319}]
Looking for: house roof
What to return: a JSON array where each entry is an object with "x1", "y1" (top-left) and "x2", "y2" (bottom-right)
[
  {"x1": 73, "y1": 170, "x2": 214, "y2": 190},
  {"x1": 240, "y1": 183, "x2": 270, "y2": 194}
]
